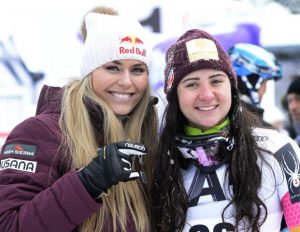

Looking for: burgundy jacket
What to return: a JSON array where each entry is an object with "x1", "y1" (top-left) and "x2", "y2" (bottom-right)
[{"x1": 0, "y1": 85, "x2": 137, "y2": 231}]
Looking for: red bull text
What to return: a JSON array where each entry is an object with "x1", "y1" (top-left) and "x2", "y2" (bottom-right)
[{"x1": 119, "y1": 35, "x2": 146, "y2": 56}]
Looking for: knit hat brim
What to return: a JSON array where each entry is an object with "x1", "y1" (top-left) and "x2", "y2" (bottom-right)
[{"x1": 164, "y1": 29, "x2": 236, "y2": 101}]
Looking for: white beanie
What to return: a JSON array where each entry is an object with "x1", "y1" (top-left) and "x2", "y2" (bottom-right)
[{"x1": 80, "y1": 12, "x2": 150, "y2": 78}]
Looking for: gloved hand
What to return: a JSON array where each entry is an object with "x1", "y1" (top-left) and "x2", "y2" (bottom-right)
[{"x1": 78, "y1": 141, "x2": 147, "y2": 198}]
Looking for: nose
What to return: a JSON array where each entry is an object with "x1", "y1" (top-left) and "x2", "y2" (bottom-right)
[
  {"x1": 289, "y1": 101, "x2": 296, "y2": 111},
  {"x1": 197, "y1": 83, "x2": 214, "y2": 100},
  {"x1": 118, "y1": 71, "x2": 133, "y2": 87},
  {"x1": 289, "y1": 101, "x2": 300, "y2": 115}
]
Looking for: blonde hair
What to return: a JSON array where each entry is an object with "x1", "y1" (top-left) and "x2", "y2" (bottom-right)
[{"x1": 59, "y1": 75, "x2": 157, "y2": 231}]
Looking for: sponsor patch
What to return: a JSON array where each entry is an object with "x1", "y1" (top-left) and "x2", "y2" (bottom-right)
[
  {"x1": 186, "y1": 38, "x2": 219, "y2": 62},
  {"x1": 166, "y1": 69, "x2": 174, "y2": 91},
  {"x1": 0, "y1": 158, "x2": 37, "y2": 173},
  {"x1": 125, "y1": 142, "x2": 145, "y2": 151},
  {"x1": 274, "y1": 143, "x2": 300, "y2": 203},
  {"x1": 254, "y1": 135, "x2": 268, "y2": 142},
  {"x1": 3, "y1": 143, "x2": 36, "y2": 156}
]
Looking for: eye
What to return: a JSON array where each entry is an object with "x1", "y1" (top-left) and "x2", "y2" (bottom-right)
[
  {"x1": 187, "y1": 83, "x2": 197, "y2": 87},
  {"x1": 211, "y1": 78, "x2": 223, "y2": 85},
  {"x1": 287, "y1": 97, "x2": 294, "y2": 104},
  {"x1": 131, "y1": 67, "x2": 146, "y2": 75},
  {"x1": 105, "y1": 65, "x2": 120, "y2": 72},
  {"x1": 212, "y1": 79, "x2": 222, "y2": 84},
  {"x1": 185, "y1": 82, "x2": 198, "y2": 88}
]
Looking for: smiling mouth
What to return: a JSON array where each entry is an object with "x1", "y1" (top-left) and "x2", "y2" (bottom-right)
[
  {"x1": 110, "y1": 92, "x2": 133, "y2": 99},
  {"x1": 196, "y1": 105, "x2": 217, "y2": 111}
]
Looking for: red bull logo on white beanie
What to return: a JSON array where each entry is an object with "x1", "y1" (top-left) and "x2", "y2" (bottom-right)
[
  {"x1": 119, "y1": 35, "x2": 146, "y2": 57},
  {"x1": 80, "y1": 13, "x2": 150, "y2": 78}
]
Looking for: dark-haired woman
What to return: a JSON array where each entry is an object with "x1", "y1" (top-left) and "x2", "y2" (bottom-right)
[{"x1": 149, "y1": 29, "x2": 300, "y2": 232}]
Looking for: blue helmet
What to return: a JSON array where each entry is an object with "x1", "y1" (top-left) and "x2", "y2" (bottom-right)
[
  {"x1": 229, "y1": 43, "x2": 282, "y2": 80},
  {"x1": 228, "y1": 43, "x2": 282, "y2": 108}
]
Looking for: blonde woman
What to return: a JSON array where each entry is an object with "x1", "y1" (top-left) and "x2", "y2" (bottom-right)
[{"x1": 0, "y1": 7, "x2": 158, "y2": 232}]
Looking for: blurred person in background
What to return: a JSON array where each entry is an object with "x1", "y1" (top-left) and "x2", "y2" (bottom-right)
[
  {"x1": 285, "y1": 76, "x2": 300, "y2": 146},
  {"x1": 0, "y1": 6, "x2": 158, "y2": 232},
  {"x1": 228, "y1": 43, "x2": 282, "y2": 128}
]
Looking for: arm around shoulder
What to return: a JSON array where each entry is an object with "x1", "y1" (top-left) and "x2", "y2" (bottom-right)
[{"x1": 0, "y1": 117, "x2": 100, "y2": 231}]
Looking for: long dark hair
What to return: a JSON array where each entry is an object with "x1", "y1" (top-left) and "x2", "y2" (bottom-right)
[{"x1": 149, "y1": 84, "x2": 269, "y2": 231}]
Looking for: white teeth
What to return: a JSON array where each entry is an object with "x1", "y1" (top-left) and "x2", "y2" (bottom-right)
[
  {"x1": 197, "y1": 105, "x2": 216, "y2": 111},
  {"x1": 111, "y1": 92, "x2": 131, "y2": 99}
]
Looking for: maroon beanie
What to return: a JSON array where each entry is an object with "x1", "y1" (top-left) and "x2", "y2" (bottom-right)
[{"x1": 164, "y1": 29, "x2": 237, "y2": 101}]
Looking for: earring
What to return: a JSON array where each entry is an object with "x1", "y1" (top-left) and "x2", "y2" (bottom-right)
[{"x1": 167, "y1": 150, "x2": 175, "y2": 165}]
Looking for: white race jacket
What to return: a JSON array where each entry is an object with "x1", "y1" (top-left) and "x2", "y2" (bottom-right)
[{"x1": 182, "y1": 128, "x2": 300, "y2": 232}]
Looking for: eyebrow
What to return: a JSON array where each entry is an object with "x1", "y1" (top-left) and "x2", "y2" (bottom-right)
[
  {"x1": 210, "y1": 73, "x2": 227, "y2": 78},
  {"x1": 181, "y1": 77, "x2": 199, "y2": 83},
  {"x1": 112, "y1": 60, "x2": 122, "y2": 65},
  {"x1": 182, "y1": 73, "x2": 227, "y2": 83},
  {"x1": 111, "y1": 60, "x2": 145, "y2": 67}
]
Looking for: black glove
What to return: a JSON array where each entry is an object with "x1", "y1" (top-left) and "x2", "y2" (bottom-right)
[{"x1": 78, "y1": 141, "x2": 147, "y2": 198}]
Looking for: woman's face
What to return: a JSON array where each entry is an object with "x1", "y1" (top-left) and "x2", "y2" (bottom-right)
[
  {"x1": 177, "y1": 69, "x2": 232, "y2": 130},
  {"x1": 287, "y1": 93, "x2": 300, "y2": 123},
  {"x1": 91, "y1": 59, "x2": 148, "y2": 116}
]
